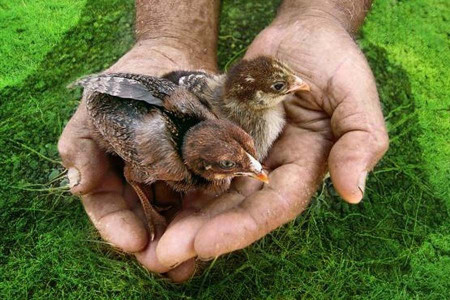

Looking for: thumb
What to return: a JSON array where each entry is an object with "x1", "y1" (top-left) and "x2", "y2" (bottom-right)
[
  {"x1": 327, "y1": 58, "x2": 389, "y2": 203},
  {"x1": 58, "y1": 102, "x2": 110, "y2": 195}
]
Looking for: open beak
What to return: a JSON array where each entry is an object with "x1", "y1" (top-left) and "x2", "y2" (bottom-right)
[
  {"x1": 235, "y1": 153, "x2": 270, "y2": 184},
  {"x1": 287, "y1": 76, "x2": 310, "y2": 93}
]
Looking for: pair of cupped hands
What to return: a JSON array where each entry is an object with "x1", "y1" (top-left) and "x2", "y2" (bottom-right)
[{"x1": 58, "y1": 16, "x2": 388, "y2": 282}]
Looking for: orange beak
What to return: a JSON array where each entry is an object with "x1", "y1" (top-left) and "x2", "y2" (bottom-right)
[
  {"x1": 241, "y1": 152, "x2": 270, "y2": 184},
  {"x1": 252, "y1": 171, "x2": 269, "y2": 184},
  {"x1": 287, "y1": 76, "x2": 310, "y2": 93}
]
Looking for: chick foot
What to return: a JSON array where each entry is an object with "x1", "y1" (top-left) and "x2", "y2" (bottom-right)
[{"x1": 124, "y1": 167, "x2": 167, "y2": 241}]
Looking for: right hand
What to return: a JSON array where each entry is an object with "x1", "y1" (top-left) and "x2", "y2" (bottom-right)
[{"x1": 152, "y1": 12, "x2": 389, "y2": 273}]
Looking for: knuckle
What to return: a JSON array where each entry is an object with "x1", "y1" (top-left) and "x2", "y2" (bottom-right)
[
  {"x1": 57, "y1": 135, "x2": 80, "y2": 167},
  {"x1": 373, "y1": 129, "x2": 389, "y2": 153},
  {"x1": 57, "y1": 138, "x2": 71, "y2": 159}
]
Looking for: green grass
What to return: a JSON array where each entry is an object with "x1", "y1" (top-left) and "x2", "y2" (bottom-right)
[
  {"x1": 0, "y1": 0, "x2": 87, "y2": 90},
  {"x1": 0, "y1": 0, "x2": 449, "y2": 298},
  {"x1": 362, "y1": 0, "x2": 450, "y2": 203}
]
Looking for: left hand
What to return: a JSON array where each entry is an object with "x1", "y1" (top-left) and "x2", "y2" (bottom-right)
[{"x1": 154, "y1": 15, "x2": 389, "y2": 278}]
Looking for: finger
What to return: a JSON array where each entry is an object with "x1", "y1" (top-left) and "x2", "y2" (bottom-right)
[
  {"x1": 82, "y1": 194, "x2": 149, "y2": 253},
  {"x1": 156, "y1": 181, "x2": 259, "y2": 268},
  {"x1": 135, "y1": 184, "x2": 198, "y2": 272},
  {"x1": 166, "y1": 258, "x2": 196, "y2": 283},
  {"x1": 193, "y1": 127, "x2": 329, "y2": 259},
  {"x1": 135, "y1": 204, "x2": 197, "y2": 277},
  {"x1": 60, "y1": 102, "x2": 149, "y2": 252},
  {"x1": 58, "y1": 102, "x2": 109, "y2": 195},
  {"x1": 135, "y1": 221, "x2": 171, "y2": 273},
  {"x1": 135, "y1": 210, "x2": 196, "y2": 279},
  {"x1": 327, "y1": 58, "x2": 389, "y2": 203},
  {"x1": 156, "y1": 209, "x2": 207, "y2": 268},
  {"x1": 87, "y1": 179, "x2": 194, "y2": 277},
  {"x1": 135, "y1": 219, "x2": 197, "y2": 280},
  {"x1": 81, "y1": 168, "x2": 149, "y2": 253}
]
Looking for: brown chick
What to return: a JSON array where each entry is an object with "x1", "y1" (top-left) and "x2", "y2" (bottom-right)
[
  {"x1": 164, "y1": 56, "x2": 310, "y2": 160},
  {"x1": 75, "y1": 73, "x2": 268, "y2": 240}
]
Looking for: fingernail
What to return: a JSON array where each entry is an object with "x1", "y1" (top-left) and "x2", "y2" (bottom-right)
[
  {"x1": 198, "y1": 256, "x2": 215, "y2": 262},
  {"x1": 68, "y1": 167, "x2": 81, "y2": 188},
  {"x1": 357, "y1": 171, "x2": 368, "y2": 198}
]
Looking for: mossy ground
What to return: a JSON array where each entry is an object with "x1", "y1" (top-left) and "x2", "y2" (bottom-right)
[{"x1": 1, "y1": 0, "x2": 449, "y2": 298}]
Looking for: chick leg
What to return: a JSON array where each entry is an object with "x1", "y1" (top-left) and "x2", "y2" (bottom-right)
[{"x1": 124, "y1": 166, "x2": 166, "y2": 241}]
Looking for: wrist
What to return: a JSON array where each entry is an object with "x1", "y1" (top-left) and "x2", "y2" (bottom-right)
[
  {"x1": 130, "y1": 0, "x2": 220, "y2": 75},
  {"x1": 274, "y1": 0, "x2": 372, "y2": 35},
  {"x1": 247, "y1": 12, "x2": 349, "y2": 60},
  {"x1": 107, "y1": 38, "x2": 218, "y2": 76}
]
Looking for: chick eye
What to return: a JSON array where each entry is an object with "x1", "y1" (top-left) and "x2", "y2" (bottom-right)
[
  {"x1": 272, "y1": 82, "x2": 286, "y2": 92},
  {"x1": 219, "y1": 160, "x2": 236, "y2": 169}
]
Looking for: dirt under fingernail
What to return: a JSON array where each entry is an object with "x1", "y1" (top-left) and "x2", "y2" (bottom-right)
[{"x1": 68, "y1": 167, "x2": 81, "y2": 188}]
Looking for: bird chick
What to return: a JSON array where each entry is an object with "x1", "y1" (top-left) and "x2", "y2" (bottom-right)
[
  {"x1": 75, "y1": 73, "x2": 267, "y2": 240},
  {"x1": 182, "y1": 119, "x2": 267, "y2": 185},
  {"x1": 164, "y1": 56, "x2": 310, "y2": 160}
]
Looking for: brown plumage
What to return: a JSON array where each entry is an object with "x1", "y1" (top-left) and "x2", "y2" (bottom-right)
[
  {"x1": 164, "y1": 56, "x2": 310, "y2": 160},
  {"x1": 75, "y1": 73, "x2": 268, "y2": 239}
]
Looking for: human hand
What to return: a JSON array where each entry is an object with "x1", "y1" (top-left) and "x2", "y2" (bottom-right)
[
  {"x1": 58, "y1": 40, "x2": 218, "y2": 282},
  {"x1": 155, "y1": 12, "x2": 388, "y2": 276}
]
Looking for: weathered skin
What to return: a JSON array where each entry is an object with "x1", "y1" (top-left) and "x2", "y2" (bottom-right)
[{"x1": 58, "y1": 0, "x2": 388, "y2": 283}]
